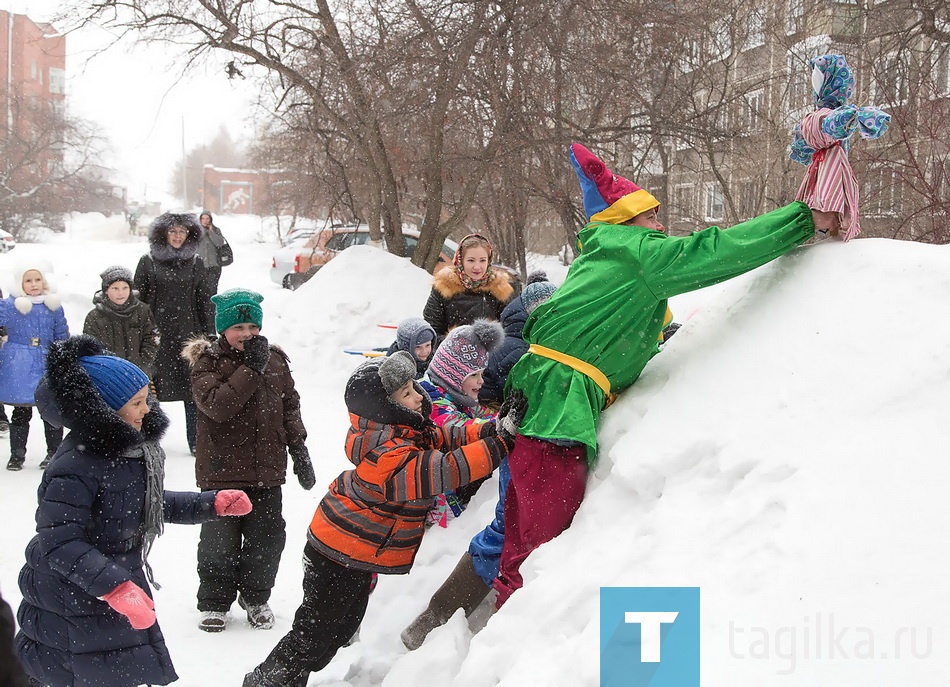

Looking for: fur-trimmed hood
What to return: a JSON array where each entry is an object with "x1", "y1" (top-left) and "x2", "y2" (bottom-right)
[
  {"x1": 431, "y1": 265, "x2": 514, "y2": 303},
  {"x1": 10, "y1": 258, "x2": 62, "y2": 313},
  {"x1": 39, "y1": 335, "x2": 168, "y2": 454},
  {"x1": 147, "y1": 212, "x2": 201, "y2": 263},
  {"x1": 180, "y1": 334, "x2": 290, "y2": 367}
]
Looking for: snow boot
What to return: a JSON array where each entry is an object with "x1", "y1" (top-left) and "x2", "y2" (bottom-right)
[
  {"x1": 242, "y1": 651, "x2": 308, "y2": 687},
  {"x1": 401, "y1": 552, "x2": 490, "y2": 650},
  {"x1": 43, "y1": 421, "x2": 63, "y2": 463},
  {"x1": 198, "y1": 610, "x2": 228, "y2": 632},
  {"x1": 239, "y1": 596, "x2": 275, "y2": 629},
  {"x1": 7, "y1": 421, "x2": 28, "y2": 470}
]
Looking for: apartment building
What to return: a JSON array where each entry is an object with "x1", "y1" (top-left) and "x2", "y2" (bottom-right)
[
  {"x1": 662, "y1": 0, "x2": 949, "y2": 242},
  {"x1": 0, "y1": 11, "x2": 66, "y2": 191}
]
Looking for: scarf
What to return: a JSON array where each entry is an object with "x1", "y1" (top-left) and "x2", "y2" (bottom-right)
[
  {"x1": 95, "y1": 292, "x2": 139, "y2": 320},
  {"x1": 452, "y1": 233, "x2": 495, "y2": 290},
  {"x1": 123, "y1": 440, "x2": 167, "y2": 589}
]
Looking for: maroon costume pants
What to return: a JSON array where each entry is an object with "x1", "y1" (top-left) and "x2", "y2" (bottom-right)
[{"x1": 493, "y1": 434, "x2": 588, "y2": 608}]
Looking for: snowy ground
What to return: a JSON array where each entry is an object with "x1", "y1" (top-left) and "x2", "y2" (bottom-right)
[{"x1": 0, "y1": 213, "x2": 948, "y2": 686}]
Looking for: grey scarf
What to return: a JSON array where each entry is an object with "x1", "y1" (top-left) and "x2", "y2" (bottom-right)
[{"x1": 123, "y1": 440, "x2": 166, "y2": 589}]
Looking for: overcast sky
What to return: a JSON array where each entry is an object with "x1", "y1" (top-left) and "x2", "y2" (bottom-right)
[{"x1": 18, "y1": 0, "x2": 258, "y2": 207}]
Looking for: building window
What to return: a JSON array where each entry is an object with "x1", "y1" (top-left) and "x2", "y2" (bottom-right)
[
  {"x1": 705, "y1": 182, "x2": 725, "y2": 221},
  {"x1": 739, "y1": 89, "x2": 766, "y2": 131},
  {"x1": 49, "y1": 68, "x2": 65, "y2": 95},
  {"x1": 673, "y1": 183, "x2": 696, "y2": 221},
  {"x1": 831, "y1": 0, "x2": 864, "y2": 35},
  {"x1": 932, "y1": 49, "x2": 950, "y2": 97},
  {"x1": 709, "y1": 21, "x2": 732, "y2": 60},
  {"x1": 787, "y1": 53, "x2": 811, "y2": 110},
  {"x1": 786, "y1": 0, "x2": 805, "y2": 34},
  {"x1": 866, "y1": 168, "x2": 902, "y2": 216},
  {"x1": 31, "y1": 60, "x2": 38, "y2": 80},
  {"x1": 737, "y1": 178, "x2": 762, "y2": 219},
  {"x1": 875, "y1": 51, "x2": 909, "y2": 104},
  {"x1": 743, "y1": 8, "x2": 766, "y2": 50}
]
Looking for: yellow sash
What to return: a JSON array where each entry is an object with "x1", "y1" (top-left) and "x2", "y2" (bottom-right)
[{"x1": 527, "y1": 344, "x2": 617, "y2": 409}]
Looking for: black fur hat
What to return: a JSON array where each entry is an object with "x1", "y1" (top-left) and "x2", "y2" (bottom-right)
[
  {"x1": 148, "y1": 212, "x2": 202, "y2": 263},
  {"x1": 39, "y1": 335, "x2": 168, "y2": 454}
]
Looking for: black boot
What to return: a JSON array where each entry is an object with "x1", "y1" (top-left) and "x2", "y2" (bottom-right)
[
  {"x1": 401, "y1": 552, "x2": 490, "y2": 650},
  {"x1": 40, "y1": 421, "x2": 63, "y2": 468},
  {"x1": 242, "y1": 651, "x2": 308, "y2": 687},
  {"x1": 7, "y1": 420, "x2": 28, "y2": 470}
]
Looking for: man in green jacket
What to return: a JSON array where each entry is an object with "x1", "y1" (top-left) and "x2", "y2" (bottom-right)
[{"x1": 492, "y1": 143, "x2": 841, "y2": 608}]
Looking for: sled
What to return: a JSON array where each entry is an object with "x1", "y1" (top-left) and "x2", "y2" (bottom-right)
[{"x1": 343, "y1": 346, "x2": 388, "y2": 358}]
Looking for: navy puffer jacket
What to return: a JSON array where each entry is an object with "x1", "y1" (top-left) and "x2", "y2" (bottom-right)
[
  {"x1": 16, "y1": 335, "x2": 218, "y2": 687},
  {"x1": 479, "y1": 296, "x2": 528, "y2": 405}
]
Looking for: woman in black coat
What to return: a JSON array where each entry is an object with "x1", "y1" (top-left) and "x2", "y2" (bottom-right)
[
  {"x1": 134, "y1": 213, "x2": 216, "y2": 454},
  {"x1": 15, "y1": 335, "x2": 250, "y2": 687}
]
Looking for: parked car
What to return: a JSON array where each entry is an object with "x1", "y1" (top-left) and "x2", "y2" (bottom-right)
[
  {"x1": 0, "y1": 228, "x2": 16, "y2": 252},
  {"x1": 271, "y1": 226, "x2": 457, "y2": 290}
]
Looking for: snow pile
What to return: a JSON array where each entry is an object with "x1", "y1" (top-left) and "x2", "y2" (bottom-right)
[
  {"x1": 1, "y1": 229, "x2": 949, "y2": 686},
  {"x1": 272, "y1": 245, "x2": 437, "y2": 386}
]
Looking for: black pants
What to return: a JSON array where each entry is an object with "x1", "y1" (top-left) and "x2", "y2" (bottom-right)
[
  {"x1": 10, "y1": 406, "x2": 62, "y2": 458},
  {"x1": 197, "y1": 486, "x2": 287, "y2": 611},
  {"x1": 183, "y1": 400, "x2": 197, "y2": 453},
  {"x1": 256, "y1": 548, "x2": 372, "y2": 679}
]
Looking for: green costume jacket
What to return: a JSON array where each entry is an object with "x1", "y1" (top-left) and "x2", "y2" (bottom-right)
[{"x1": 507, "y1": 201, "x2": 816, "y2": 464}]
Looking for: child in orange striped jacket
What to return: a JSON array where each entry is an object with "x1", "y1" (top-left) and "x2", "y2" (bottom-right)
[{"x1": 243, "y1": 351, "x2": 525, "y2": 687}]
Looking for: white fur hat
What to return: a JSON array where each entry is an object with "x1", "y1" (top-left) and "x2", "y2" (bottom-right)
[{"x1": 11, "y1": 258, "x2": 60, "y2": 314}]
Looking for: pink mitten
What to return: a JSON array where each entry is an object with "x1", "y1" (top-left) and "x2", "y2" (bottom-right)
[
  {"x1": 101, "y1": 580, "x2": 156, "y2": 630},
  {"x1": 214, "y1": 489, "x2": 252, "y2": 516}
]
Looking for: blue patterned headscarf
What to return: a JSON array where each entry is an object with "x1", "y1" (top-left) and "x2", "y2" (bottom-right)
[{"x1": 811, "y1": 54, "x2": 854, "y2": 109}]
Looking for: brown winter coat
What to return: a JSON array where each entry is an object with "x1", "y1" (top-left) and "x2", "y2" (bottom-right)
[
  {"x1": 422, "y1": 266, "x2": 514, "y2": 337},
  {"x1": 183, "y1": 336, "x2": 306, "y2": 489}
]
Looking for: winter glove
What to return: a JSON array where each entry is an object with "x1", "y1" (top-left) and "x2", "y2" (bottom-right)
[
  {"x1": 242, "y1": 335, "x2": 271, "y2": 372},
  {"x1": 497, "y1": 390, "x2": 528, "y2": 444},
  {"x1": 289, "y1": 444, "x2": 316, "y2": 490},
  {"x1": 214, "y1": 489, "x2": 253, "y2": 516},
  {"x1": 101, "y1": 580, "x2": 156, "y2": 630}
]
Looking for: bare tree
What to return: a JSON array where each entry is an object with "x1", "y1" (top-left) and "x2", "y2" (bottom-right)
[{"x1": 0, "y1": 98, "x2": 108, "y2": 237}]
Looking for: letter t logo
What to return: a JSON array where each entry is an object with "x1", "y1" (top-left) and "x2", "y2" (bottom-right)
[{"x1": 624, "y1": 612, "x2": 679, "y2": 662}]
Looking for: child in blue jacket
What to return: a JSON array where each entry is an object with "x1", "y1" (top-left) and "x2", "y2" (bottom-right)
[{"x1": 0, "y1": 261, "x2": 69, "y2": 470}]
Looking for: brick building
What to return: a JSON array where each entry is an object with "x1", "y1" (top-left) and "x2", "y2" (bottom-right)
[
  {"x1": 0, "y1": 11, "x2": 66, "y2": 183},
  {"x1": 201, "y1": 164, "x2": 296, "y2": 215}
]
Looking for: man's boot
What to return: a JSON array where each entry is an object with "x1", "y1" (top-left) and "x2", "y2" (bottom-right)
[
  {"x1": 7, "y1": 421, "x2": 28, "y2": 470},
  {"x1": 401, "y1": 552, "x2": 490, "y2": 650}
]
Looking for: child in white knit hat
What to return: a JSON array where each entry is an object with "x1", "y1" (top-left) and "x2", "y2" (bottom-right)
[{"x1": 0, "y1": 260, "x2": 69, "y2": 469}]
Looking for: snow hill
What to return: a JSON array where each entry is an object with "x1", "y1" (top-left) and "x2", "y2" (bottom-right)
[{"x1": 0, "y1": 214, "x2": 947, "y2": 685}]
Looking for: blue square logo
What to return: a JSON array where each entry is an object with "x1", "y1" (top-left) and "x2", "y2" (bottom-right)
[{"x1": 600, "y1": 587, "x2": 700, "y2": 687}]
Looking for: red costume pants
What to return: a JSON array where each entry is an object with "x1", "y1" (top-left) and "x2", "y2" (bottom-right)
[{"x1": 493, "y1": 434, "x2": 588, "y2": 608}]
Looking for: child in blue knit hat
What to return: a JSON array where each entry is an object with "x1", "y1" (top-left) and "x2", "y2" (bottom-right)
[
  {"x1": 15, "y1": 335, "x2": 251, "y2": 687},
  {"x1": 183, "y1": 287, "x2": 314, "y2": 634}
]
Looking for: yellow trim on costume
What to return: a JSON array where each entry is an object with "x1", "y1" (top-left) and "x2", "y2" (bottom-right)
[
  {"x1": 527, "y1": 344, "x2": 617, "y2": 408},
  {"x1": 590, "y1": 189, "x2": 660, "y2": 225}
]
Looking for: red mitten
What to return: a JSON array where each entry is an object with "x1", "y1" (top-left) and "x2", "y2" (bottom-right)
[
  {"x1": 101, "y1": 580, "x2": 156, "y2": 630},
  {"x1": 214, "y1": 489, "x2": 252, "y2": 516}
]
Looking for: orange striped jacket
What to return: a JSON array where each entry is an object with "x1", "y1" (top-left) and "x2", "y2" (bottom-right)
[{"x1": 308, "y1": 412, "x2": 509, "y2": 573}]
